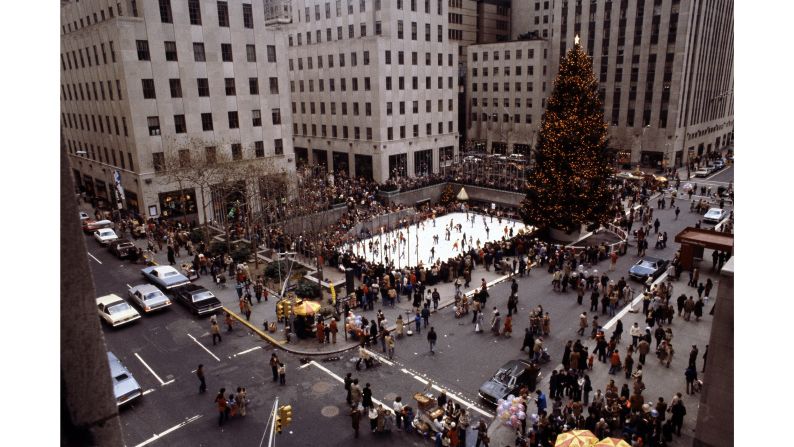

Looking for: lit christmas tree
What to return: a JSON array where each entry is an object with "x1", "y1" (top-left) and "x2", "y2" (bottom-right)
[{"x1": 519, "y1": 39, "x2": 614, "y2": 233}]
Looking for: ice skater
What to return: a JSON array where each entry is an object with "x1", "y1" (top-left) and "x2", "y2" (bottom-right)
[
  {"x1": 429, "y1": 247, "x2": 435, "y2": 263},
  {"x1": 452, "y1": 240, "x2": 459, "y2": 251},
  {"x1": 485, "y1": 226, "x2": 490, "y2": 239}
]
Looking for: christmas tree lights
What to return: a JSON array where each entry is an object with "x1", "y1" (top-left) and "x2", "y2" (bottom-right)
[{"x1": 519, "y1": 41, "x2": 615, "y2": 233}]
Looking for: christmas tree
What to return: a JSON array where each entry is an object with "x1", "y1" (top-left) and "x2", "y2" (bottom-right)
[{"x1": 519, "y1": 40, "x2": 614, "y2": 233}]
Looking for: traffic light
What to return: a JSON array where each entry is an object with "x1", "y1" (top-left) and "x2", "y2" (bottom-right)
[
  {"x1": 278, "y1": 405, "x2": 293, "y2": 428},
  {"x1": 275, "y1": 414, "x2": 282, "y2": 434},
  {"x1": 276, "y1": 301, "x2": 284, "y2": 320},
  {"x1": 284, "y1": 300, "x2": 293, "y2": 318}
]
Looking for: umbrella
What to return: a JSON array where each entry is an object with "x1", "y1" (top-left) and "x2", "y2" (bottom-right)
[
  {"x1": 554, "y1": 430, "x2": 598, "y2": 447},
  {"x1": 594, "y1": 438, "x2": 630, "y2": 447},
  {"x1": 291, "y1": 300, "x2": 321, "y2": 316}
]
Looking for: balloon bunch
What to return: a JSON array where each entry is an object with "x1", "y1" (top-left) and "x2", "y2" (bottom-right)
[{"x1": 496, "y1": 395, "x2": 526, "y2": 429}]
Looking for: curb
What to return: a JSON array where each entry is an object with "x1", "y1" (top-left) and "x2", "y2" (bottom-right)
[{"x1": 223, "y1": 307, "x2": 361, "y2": 356}]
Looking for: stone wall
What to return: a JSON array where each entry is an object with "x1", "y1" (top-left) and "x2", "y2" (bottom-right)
[
  {"x1": 383, "y1": 183, "x2": 525, "y2": 209},
  {"x1": 279, "y1": 206, "x2": 349, "y2": 235}
]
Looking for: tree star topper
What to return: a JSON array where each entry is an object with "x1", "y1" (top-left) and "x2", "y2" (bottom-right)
[{"x1": 575, "y1": 34, "x2": 580, "y2": 45}]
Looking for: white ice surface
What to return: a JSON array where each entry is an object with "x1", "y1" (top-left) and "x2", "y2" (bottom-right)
[{"x1": 341, "y1": 212, "x2": 531, "y2": 269}]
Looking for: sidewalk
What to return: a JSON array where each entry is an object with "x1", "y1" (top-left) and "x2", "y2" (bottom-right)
[{"x1": 486, "y1": 267, "x2": 720, "y2": 446}]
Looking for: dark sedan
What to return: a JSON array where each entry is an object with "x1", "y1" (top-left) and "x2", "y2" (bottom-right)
[
  {"x1": 478, "y1": 359, "x2": 540, "y2": 406},
  {"x1": 173, "y1": 284, "x2": 223, "y2": 316},
  {"x1": 628, "y1": 256, "x2": 669, "y2": 282},
  {"x1": 109, "y1": 239, "x2": 137, "y2": 259}
]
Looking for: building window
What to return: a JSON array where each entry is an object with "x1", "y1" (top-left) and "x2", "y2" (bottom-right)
[
  {"x1": 162, "y1": 41, "x2": 177, "y2": 61},
  {"x1": 228, "y1": 111, "x2": 239, "y2": 129},
  {"x1": 221, "y1": 43, "x2": 233, "y2": 61},
  {"x1": 141, "y1": 79, "x2": 156, "y2": 99},
  {"x1": 152, "y1": 152, "x2": 165, "y2": 171},
  {"x1": 231, "y1": 143, "x2": 242, "y2": 160},
  {"x1": 197, "y1": 78, "x2": 209, "y2": 96},
  {"x1": 159, "y1": 0, "x2": 172, "y2": 23},
  {"x1": 271, "y1": 108, "x2": 281, "y2": 125},
  {"x1": 225, "y1": 78, "x2": 236, "y2": 95},
  {"x1": 249, "y1": 77, "x2": 259, "y2": 94},
  {"x1": 274, "y1": 139, "x2": 284, "y2": 155},
  {"x1": 254, "y1": 141, "x2": 265, "y2": 158},
  {"x1": 193, "y1": 43, "x2": 206, "y2": 61},
  {"x1": 136, "y1": 40, "x2": 150, "y2": 61},
  {"x1": 243, "y1": 3, "x2": 253, "y2": 28},
  {"x1": 174, "y1": 114, "x2": 186, "y2": 133},
  {"x1": 251, "y1": 109, "x2": 262, "y2": 126},
  {"x1": 269, "y1": 77, "x2": 279, "y2": 94},
  {"x1": 201, "y1": 113, "x2": 213, "y2": 131},
  {"x1": 246, "y1": 44, "x2": 256, "y2": 62},
  {"x1": 217, "y1": 1, "x2": 229, "y2": 27},
  {"x1": 148, "y1": 116, "x2": 161, "y2": 136},
  {"x1": 267, "y1": 45, "x2": 277, "y2": 62},
  {"x1": 188, "y1": 0, "x2": 202, "y2": 24}
]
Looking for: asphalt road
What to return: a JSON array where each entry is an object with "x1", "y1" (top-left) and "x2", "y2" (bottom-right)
[{"x1": 83, "y1": 179, "x2": 730, "y2": 446}]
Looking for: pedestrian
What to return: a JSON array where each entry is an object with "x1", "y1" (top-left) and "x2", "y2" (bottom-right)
[
  {"x1": 253, "y1": 279, "x2": 263, "y2": 303},
  {"x1": 675, "y1": 206, "x2": 680, "y2": 220},
  {"x1": 386, "y1": 333, "x2": 395, "y2": 359},
  {"x1": 350, "y1": 379, "x2": 362, "y2": 408},
  {"x1": 638, "y1": 338, "x2": 650, "y2": 365},
  {"x1": 685, "y1": 365, "x2": 698, "y2": 394},
  {"x1": 270, "y1": 353, "x2": 280, "y2": 382},
  {"x1": 624, "y1": 351, "x2": 634, "y2": 379},
  {"x1": 475, "y1": 419, "x2": 490, "y2": 447},
  {"x1": 350, "y1": 407, "x2": 362, "y2": 438},
  {"x1": 684, "y1": 296, "x2": 695, "y2": 321},
  {"x1": 694, "y1": 297, "x2": 704, "y2": 321},
  {"x1": 630, "y1": 322, "x2": 642, "y2": 347},
  {"x1": 609, "y1": 250, "x2": 618, "y2": 272},
  {"x1": 196, "y1": 364, "x2": 207, "y2": 393},
  {"x1": 362, "y1": 383, "x2": 373, "y2": 409},
  {"x1": 414, "y1": 311, "x2": 422, "y2": 334},
  {"x1": 490, "y1": 308, "x2": 501, "y2": 336},
  {"x1": 344, "y1": 373, "x2": 353, "y2": 405},
  {"x1": 702, "y1": 345, "x2": 708, "y2": 373},
  {"x1": 316, "y1": 320, "x2": 325, "y2": 344},
  {"x1": 215, "y1": 388, "x2": 229, "y2": 426},
  {"x1": 428, "y1": 327, "x2": 438, "y2": 354},
  {"x1": 235, "y1": 281, "x2": 243, "y2": 299},
  {"x1": 503, "y1": 314, "x2": 512, "y2": 337},
  {"x1": 167, "y1": 245, "x2": 176, "y2": 265},
  {"x1": 329, "y1": 319, "x2": 338, "y2": 344},
  {"x1": 393, "y1": 396, "x2": 404, "y2": 430},
  {"x1": 211, "y1": 319, "x2": 222, "y2": 345},
  {"x1": 422, "y1": 305, "x2": 431, "y2": 328},
  {"x1": 236, "y1": 387, "x2": 247, "y2": 417},
  {"x1": 688, "y1": 345, "x2": 699, "y2": 368},
  {"x1": 669, "y1": 393, "x2": 687, "y2": 436},
  {"x1": 224, "y1": 312, "x2": 234, "y2": 332},
  {"x1": 278, "y1": 362, "x2": 286, "y2": 385},
  {"x1": 240, "y1": 298, "x2": 251, "y2": 321},
  {"x1": 577, "y1": 312, "x2": 587, "y2": 336}
]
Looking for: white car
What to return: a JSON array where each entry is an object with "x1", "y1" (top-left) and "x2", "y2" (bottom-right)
[
  {"x1": 97, "y1": 294, "x2": 141, "y2": 327},
  {"x1": 703, "y1": 208, "x2": 728, "y2": 224},
  {"x1": 128, "y1": 284, "x2": 172, "y2": 313},
  {"x1": 94, "y1": 228, "x2": 119, "y2": 245},
  {"x1": 694, "y1": 167, "x2": 712, "y2": 178}
]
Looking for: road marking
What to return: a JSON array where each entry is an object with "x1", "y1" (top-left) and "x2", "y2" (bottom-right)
[
  {"x1": 187, "y1": 333, "x2": 221, "y2": 362},
  {"x1": 133, "y1": 414, "x2": 203, "y2": 447},
  {"x1": 362, "y1": 348, "x2": 394, "y2": 366},
  {"x1": 306, "y1": 361, "x2": 388, "y2": 408},
  {"x1": 134, "y1": 353, "x2": 173, "y2": 386},
  {"x1": 87, "y1": 252, "x2": 103, "y2": 264},
  {"x1": 298, "y1": 362, "x2": 313, "y2": 369},
  {"x1": 603, "y1": 272, "x2": 669, "y2": 330},
  {"x1": 404, "y1": 372, "x2": 493, "y2": 418},
  {"x1": 230, "y1": 346, "x2": 261, "y2": 358},
  {"x1": 142, "y1": 388, "x2": 156, "y2": 396}
]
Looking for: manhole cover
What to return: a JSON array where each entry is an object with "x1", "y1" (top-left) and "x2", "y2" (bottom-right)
[
  {"x1": 321, "y1": 405, "x2": 340, "y2": 417},
  {"x1": 312, "y1": 380, "x2": 333, "y2": 394}
]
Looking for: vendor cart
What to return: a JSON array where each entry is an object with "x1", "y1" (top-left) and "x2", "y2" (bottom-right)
[{"x1": 411, "y1": 392, "x2": 445, "y2": 437}]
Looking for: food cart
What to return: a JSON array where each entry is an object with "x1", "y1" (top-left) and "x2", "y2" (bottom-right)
[{"x1": 411, "y1": 392, "x2": 445, "y2": 437}]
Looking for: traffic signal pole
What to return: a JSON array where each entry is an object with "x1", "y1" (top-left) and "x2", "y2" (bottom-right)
[{"x1": 258, "y1": 396, "x2": 278, "y2": 447}]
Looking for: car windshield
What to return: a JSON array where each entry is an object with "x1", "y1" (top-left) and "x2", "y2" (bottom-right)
[
  {"x1": 107, "y1": 302, "x2": 132, "y2": 314},
  {"x1": 119, "y1": 243, "x2": 134, "y2": 248},
  {"x1": 145, "y1": 291, "x2": 164, "y2": 301},
  {"x1": 192, "y1": 291, "x2": 215, "y2": 302},
  {"x1": 100, "y1": 230, "x2": 113, "y2": 236},
  {"x1": 637, "y1": 260, "x2": 655, "y2": 268},
  {"x1": 494, "y1": 365, "x2": 520, "y2": 384}
]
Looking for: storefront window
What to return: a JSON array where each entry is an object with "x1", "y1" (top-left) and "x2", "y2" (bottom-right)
[{"x1": 159, "y1": 188, "x2": 197, "y2": 218}]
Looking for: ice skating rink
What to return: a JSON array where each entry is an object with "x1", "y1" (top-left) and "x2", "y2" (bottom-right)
[{"x1": 341, "y1": 212, "x2": 531, "y2": 268}]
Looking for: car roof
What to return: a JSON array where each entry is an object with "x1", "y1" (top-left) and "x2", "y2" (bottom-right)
[
  {"x1": 178, "y1": 283, "x2": 206, "y2": 292},
  {"x1": 640, "y1": 256, "x2": 662, "y2": 263},
  {"x1": 131, "y1": 284, "x2": 160, "y2": 294},
  {"x1": 706, "y1": 208, "x2": 723, "y2": 213},
  {"x1": 106, "y1": 352, "x2": 128, "y2": 376},
  {"x1": 150, "y1": 266, "x2": 178, "y2": 274},
  {"x1": 96, "y1": 294, "x2": 125, "y2": 306}
]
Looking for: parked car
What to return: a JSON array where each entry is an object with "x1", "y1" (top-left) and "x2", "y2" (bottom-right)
[
  {"x1": 628, "y1": 257, "x2": 669, "y2": 282},
  {"x1": 694, "y1": 167, "x2": 712, "y2": 178},
  {"x1": 141, "y1": 266, "x2": 191, "y2": 290},
  {"x1": 703, "y1": 207, "x2": 728, "y2": 224},
  {"x1": 128, "y1": 284, "x2": 172, "y2": 313},
  {"x1": 94, "y1": 228, "x2": 119, "y2": 245},
  {"x1": 108, "y1": 239, "x2": 137, "y2": 258},
  {"x1": 713, "y1": 159, "x2": 725, "y2": 170},
  {"x1": 96, "y1": 294, "x2": 141, "y2": 327},
  {"x1": 107, "y1": 352, "x2": 143, "y2": 407},
  {"x1": 478, "y1": 359, "x2": 540, "y2": 406},
  {"x1": 173, "y1": 284, "x2": 223, "y2": 316},
  {"x1": 82, "y1": 219, "x2": 114, "y2": 233}
]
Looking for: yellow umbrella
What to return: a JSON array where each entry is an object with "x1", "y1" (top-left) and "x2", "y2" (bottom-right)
[
  {"x1": 595, "y1": 438, "x2": 630, "y2": 447},
  {"x1": 554, "y1": 430, "x2": 598, "y2": 447},
  {"x1": 291, "y1": 300, "x2": 321, "y2": 316}
]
